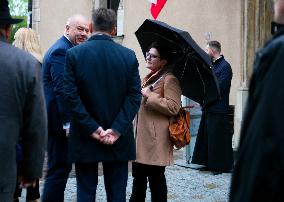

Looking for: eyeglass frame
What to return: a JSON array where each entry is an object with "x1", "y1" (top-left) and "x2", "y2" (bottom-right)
[{"x1": 145, "y1": 52, "x2": 160, "y2": 60}]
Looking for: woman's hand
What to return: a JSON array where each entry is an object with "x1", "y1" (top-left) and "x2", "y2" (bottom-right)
[{"x1": 142, "y1": 87, "x2": 151, "y2": 97}]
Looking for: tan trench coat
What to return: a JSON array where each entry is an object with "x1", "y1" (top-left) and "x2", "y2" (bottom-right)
[{"x1": 135, "y1": 72, "x2": 182, "y2": 166}]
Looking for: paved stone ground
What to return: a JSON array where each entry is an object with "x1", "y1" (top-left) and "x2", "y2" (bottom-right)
[{"x1": 19, "y1": 150, "x2": 232, "y2": 201}]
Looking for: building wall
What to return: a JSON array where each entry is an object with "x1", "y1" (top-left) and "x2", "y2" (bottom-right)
[
  {"x1": 35, "y1": 0, "x2": 273, "y2": 150},
  {"x1": 37, "y1": 0, "x2": 241, "y2": 105},
  {"x1": 39, "y1": 0, "x2": 92, "y2": 53},
  {"x1": 122, "y1": 0, "x2": 242, "y2": 106}
]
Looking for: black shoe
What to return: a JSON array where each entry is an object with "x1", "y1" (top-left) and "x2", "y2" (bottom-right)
[
  {"x1": 197, "y1": 167, "x2": 210, "y2": 171},
  {"x1": 212, "y1": 171, "x2": 223, "y2": 175}
]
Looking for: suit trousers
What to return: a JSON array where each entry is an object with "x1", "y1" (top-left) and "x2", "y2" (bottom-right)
[
  {"x1": 14, "y1": 179, "x2": 40, "y2": 200},
  {"x1": 75, "y1": 161, "x2": 129, "y2": 202},
  {"x1": 42, "y1": 134, "x2": 72, "y2": 202},
  {"x1": 130, "y1": 162, "x2": 167, "y2": 202}
]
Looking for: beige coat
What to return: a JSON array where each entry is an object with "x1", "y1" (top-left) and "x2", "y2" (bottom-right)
[{"x1": 135, "y1": 72, "x2": 182, "y2": 166}]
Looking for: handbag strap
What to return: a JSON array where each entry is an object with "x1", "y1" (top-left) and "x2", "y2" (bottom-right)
[
  {"x1": 158, "y1": 74, "x2": 193, "y2": 111},
  {"x1": 182, "y1": 106, "x2": 193, "y2": 109}
]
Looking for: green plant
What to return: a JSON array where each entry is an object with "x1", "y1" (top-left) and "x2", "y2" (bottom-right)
[
  {"x1": 9, "y1": 0, "x2": 28, "y2": 16},
  {"x1": 8, "y1": 0, "x2": 28, "y2": 42},
  {"x1": 10, "y1": 16, "x2": 27, "y2": 42}
]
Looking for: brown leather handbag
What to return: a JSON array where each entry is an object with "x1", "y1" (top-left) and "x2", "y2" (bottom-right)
[
  {"x1": 153, "y1": 73, "x2": 191, "y2": 150},
  {"x1": 169, "y1": 106, "x2": 191, "y2": 150}
]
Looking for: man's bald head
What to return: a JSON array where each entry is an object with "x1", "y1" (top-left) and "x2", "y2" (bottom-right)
[{"x1": 65, "y1": 14, "x2": 90, "y2": 45}]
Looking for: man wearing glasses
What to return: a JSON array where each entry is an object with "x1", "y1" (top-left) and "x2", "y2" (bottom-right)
[{"x1": 42, "y1": 14, "x2": 89, "y2": 202}]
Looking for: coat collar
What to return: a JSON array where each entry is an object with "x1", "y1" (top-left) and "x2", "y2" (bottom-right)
[
  {"x1": 61, "y1": 35, "x2": 74, "y2": 47},
  {"x1": 264, "y1": 27, "x2": 284, "y2": 47},
  {"x1": 142, "y1": 68, "x2": 169, "y2": 88},
  {"x1": 0, "y1": 34, "x2": 7, "y2": 43},
  {"x1": 88, "y1": 34, "x2": 114, "y2": 42},
  {"x1": 212, "y1": 55, "x2": 224, "y2": 65},
  {"x1": 62, "y1": 34, "x2": 74, "y2": 46}
]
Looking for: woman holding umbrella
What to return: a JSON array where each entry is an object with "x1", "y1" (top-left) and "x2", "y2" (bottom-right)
[{"x1": 130, "y1": 42, "x2": 182, "y2": 202}]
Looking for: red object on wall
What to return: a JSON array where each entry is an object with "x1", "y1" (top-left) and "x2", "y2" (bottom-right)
[{"x1": 150, "y1": 0, "x2": 167, "y2": 20}]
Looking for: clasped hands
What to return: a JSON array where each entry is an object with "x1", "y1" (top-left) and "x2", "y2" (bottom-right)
[
  {"x1": 91, "y1": 126, "x2": 120, "y2": 145},
  {"x1": 18, "y1": 176, "x2": 37, "y2": 188}
]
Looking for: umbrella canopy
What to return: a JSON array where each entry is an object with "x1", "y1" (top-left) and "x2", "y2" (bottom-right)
[{"x1": 135, "y1": 19, "x2": 220, "y2": 105}]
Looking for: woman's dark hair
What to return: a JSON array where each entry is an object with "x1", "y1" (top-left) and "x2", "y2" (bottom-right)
[{"x1": 148, "y1": 42, "x2": 172, "y2": 63}]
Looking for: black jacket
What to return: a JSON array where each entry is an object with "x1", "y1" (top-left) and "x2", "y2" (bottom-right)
[
  {"x1": 230, "y1": 29, "x2": 284, "y2": 202},
  {"x1": 206, "y1": 55, "x2": 232, "y2": 113},
  {"x1": 64, "y1": 35, "x2": 142, "y2": 162}
]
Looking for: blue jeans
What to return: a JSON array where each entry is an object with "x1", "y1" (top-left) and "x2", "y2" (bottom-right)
[{"x1": 75, "y1": 161, "x2": 128, "y2": 202}]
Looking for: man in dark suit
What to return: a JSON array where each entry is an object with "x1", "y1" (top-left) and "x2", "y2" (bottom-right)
[
  {"x1": 64, "y1": 8, "x2": 142, "y2": 202},
  {"x1": 192, "y1": 40, "x2": 233, "y2": 175},
  {"x1": 42, "y1": 14, "x2": 89, "y2": 202},
  {"x1": 0, "y1": 0, "x2": 47, "y2": 201},
  {"x1": 230, "y1": 0, "x2": 284, "y2": 201}
]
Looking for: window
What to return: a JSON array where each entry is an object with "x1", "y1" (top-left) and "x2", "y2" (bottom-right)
[
  {"x1": 107, "y1": 0, "x2": 120, "y2": 13},
  {"x1": 28, "y1": 0, "x2": 32, "y2": 28}
]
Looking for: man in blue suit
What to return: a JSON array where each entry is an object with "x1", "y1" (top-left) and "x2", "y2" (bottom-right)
[
  {"x1": 64, "y1": 8, "x2": 142, "y2": 202},
  {"x1": 42, "y1": 14, "x2": 89, "y2": 202}
]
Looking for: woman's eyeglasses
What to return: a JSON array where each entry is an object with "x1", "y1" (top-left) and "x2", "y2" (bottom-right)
[{"x1": 146, "y1": 52, "x2": 160, "y2": 59}]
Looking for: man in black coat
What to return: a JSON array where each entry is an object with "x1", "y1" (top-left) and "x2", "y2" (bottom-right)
[
  {"x1": 0, "y1": 0, "x2": 47, "y2": 201},
  {"x1": 42, "y1": 14, "x2": 89, "y2": 202},
  {"x1": 230, "y1": 0, "x2": 284, "y2": 201},
  {"x1": 192, "y1": 40, "x2": 233, "y2": 175},
  {"x1": 64, "y1": 8, "x2": 141, "y2": 202}
]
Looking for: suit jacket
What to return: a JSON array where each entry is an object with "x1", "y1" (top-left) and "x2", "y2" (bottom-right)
[
  {"x1": 136, "y1": 72, "x2": 181, "y2": 166},
  {"x1": 64, "y1": 34, "x2": 142, "y2": 162},
  {"x1": 0, "y1": 38, "x2": 47, "y2": 198},
  {"x1": 43, "y1": 36, "x2": 73, "y2": 135},
  {"x1": 230, "y1": 29, "x2": 284, "y2": 201},
  {"x1": 206, "y1": 55, "x2": 232, "y2": 113}
]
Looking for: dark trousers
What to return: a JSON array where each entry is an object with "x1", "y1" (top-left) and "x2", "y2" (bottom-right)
[
  {"x1": 14, "y1": 179, "x2": 40, "y2": 201},
  {"x1": 75, "y1": 161, "x2": 128, "y2": 202},
  {"x1": 42, "y1": 134, "x2": 72, "y2": 202},
  {"x1": 129, "y1": 162, "x2": 167, "y2": 202}
]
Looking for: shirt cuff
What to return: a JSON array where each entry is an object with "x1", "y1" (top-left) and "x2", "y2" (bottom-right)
[{"x1": 63, "y1": 122, "x2": 70, "y2": 130}]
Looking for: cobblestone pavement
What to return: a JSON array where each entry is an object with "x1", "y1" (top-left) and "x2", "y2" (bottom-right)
[{"x1": 19, "y1": 150, "x2": 232, "y2": 201}]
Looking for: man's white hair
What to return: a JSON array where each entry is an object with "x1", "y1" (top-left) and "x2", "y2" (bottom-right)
[{"x1": 66, "y1": 14, "x2": 88, "y2": 26}]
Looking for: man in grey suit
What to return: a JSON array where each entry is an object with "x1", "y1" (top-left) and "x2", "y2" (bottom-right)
[{"x1": 0, "y1": 0, "x2": 47, "y2": 201}]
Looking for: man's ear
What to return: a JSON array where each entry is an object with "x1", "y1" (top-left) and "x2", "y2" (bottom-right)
[
  {"x1": 110, "y1": 26, "x2": 117, "y2": 36},
  {"x1": 89, "y1": 22, "x2": 93, "y2": 34},
  {"x1": 4, "y1": 25, "x2": 11, "y2": 41},
  {"x1": 161, "y1": 59, "x2": 168, "y2": 67},
  {"x1": 65, "y1": 24, "x2": 70, "y2": 35}
]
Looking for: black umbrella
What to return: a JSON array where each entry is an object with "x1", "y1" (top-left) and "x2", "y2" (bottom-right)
[{"x1": 135, "y1": 19, "x2": 220, "y2": 105}]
